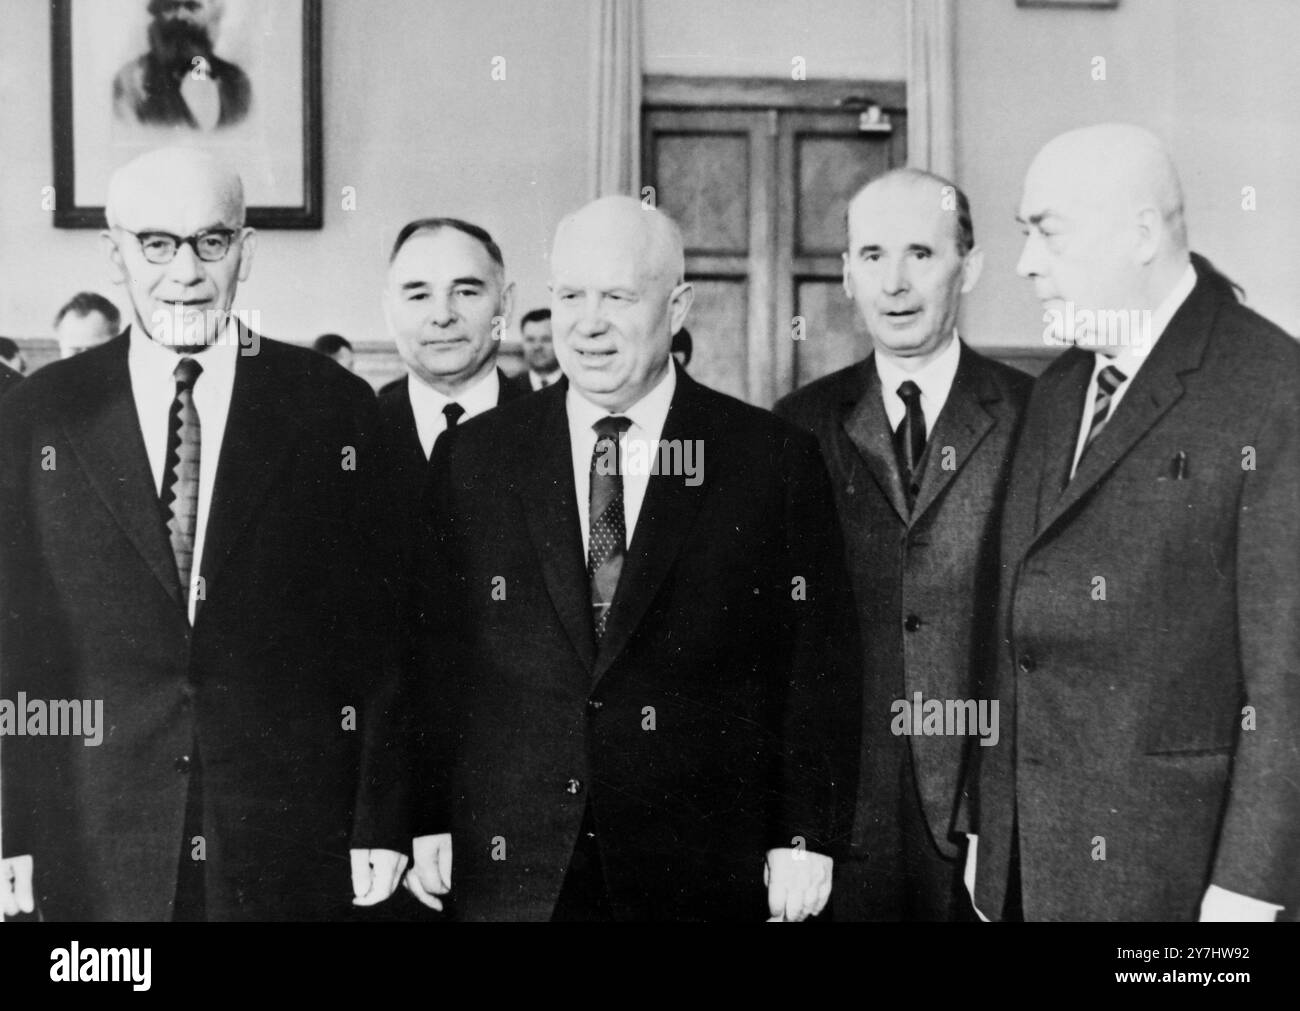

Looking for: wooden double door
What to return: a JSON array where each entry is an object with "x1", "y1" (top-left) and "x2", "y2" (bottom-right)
[{"x1": 643, "y1": 78, "x2": 907, "y2": 407}]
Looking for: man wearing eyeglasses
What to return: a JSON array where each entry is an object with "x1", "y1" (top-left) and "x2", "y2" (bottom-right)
[{"x1": 0, "y1": 147, "x2": 390, "y2": 921}]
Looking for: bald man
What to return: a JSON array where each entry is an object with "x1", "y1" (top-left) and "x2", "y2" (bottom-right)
[
  {"x1": 0, "y1": 147, "x2": 389, "y2": 921},
  {"x1": 361, "y1": 196, "x2": 860, "y2": 921},
  {"x1": 967, "y1": 124, "x2": 1300, "y2": 921},
  {"x1": 775, "y1": 169, "x2": 1032, "y2": 920}
]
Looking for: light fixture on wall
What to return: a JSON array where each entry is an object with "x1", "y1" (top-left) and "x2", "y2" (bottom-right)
[{"x1": 838, "y1": 96, "x2": 894, "y2": 134}]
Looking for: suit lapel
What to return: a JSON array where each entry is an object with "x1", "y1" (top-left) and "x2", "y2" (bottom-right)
[
  {"x1": 59, "y1": 335, "x2": 185, "y2": 610},
  {"x1": 842, "y1": 358, "x2": 910, "y2": 524},
  {"x1": 909, "y1": 344, "x2": 998, "y2": 523},
  {"x1": 517, "y1": 385, "x2": 597, "y2": 672},
  {"x1": 593, "y1": 369, "x2": 712, "y2": 683},
  {"x1": 1034, "y1": 278, "x2": 1216, "y2": 543},
  {"x1": 1032, "y1": 348, "x2": 1093, "y2": 534},
  {"x1": 198, "y1": 336, "x2": 306, "y2": 594}
]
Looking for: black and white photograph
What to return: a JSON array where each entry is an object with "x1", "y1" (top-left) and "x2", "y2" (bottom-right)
[{"x1": 0, "y1": 0, "x2": 1295, "y2": 995}]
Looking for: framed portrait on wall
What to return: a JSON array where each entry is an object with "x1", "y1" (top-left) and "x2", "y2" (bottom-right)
[{"x1": 51, "y1": 0, "x2": 322, "y2": 229}]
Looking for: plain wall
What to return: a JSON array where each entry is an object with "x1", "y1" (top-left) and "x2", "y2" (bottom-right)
[
  {"x1": 0, "y1": 0, "x2": 593, "y2": 377},
  {"x1": 643, "y1": 0, "x2": 906, "y2": 79},
  {"x1": 956, "y1": 0, "x2": 1300, "y2": 349}
]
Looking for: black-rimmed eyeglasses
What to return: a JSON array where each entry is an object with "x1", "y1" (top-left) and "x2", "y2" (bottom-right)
[{"x1": 117, "y1": 228, "x2": 239, "y2": 265}]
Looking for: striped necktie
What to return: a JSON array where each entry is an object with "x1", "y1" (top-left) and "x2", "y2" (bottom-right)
[
  {"x1": 588, "y1": 415, "x2": 633, "y2": 641},
  {"x1": 163, "y1": 356, "x2": 203, "y2": 596},
  {"x1": 1081, "y1": 363, "x2": 1127, "y2": 459}
]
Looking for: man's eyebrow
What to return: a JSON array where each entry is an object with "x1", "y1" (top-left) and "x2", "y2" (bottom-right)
[
  {"x1": 1015, "y1": 211, "x2": 1056, "y2": 226},
  {"x1": 399, "y1": 280, "x2": 430, "y2": 291},
  {"x1": 451, "y1": 276, "x2": 487, "y2": 287}
]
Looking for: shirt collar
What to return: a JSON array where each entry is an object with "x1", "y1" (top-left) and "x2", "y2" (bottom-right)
[
  {"x1": 128, "y1": 321, "x2": 240, "y2": 387},
  {"x1": 873, "y1": 330, "x2": 962, "y2": 407},
  {"x1": 408, "y1": 364, "x2": 501, "y2": 421},
  {"x1": 566, "y1": 360, "x2": 677, "y2": 443}
]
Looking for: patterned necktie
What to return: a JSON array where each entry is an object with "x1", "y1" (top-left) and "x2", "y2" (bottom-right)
[
  {"x1": 1077, "y1": 363, "x2": 1127, "y2": 471},
  {"x1": 894, "y1": 380, "x2": 927, "y2": 509},
  {"x1": 588, "y1": 415, "x2": 633, "y2": 641},
  {"x1": 163, "y1": 357, "x2": 203, "y2": 595}
]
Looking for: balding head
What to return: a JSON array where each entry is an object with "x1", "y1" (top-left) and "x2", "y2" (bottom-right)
[
  {"x1": 549, "y1": 196, "x2": 693, "y2": 411},
  {"x1": 1017, "y1": 124, "x2": 1191, "y2": 342},
  {"x1": 102, "y1": 147, "x2": 255, "y2": 350},
  {"x1": 106, "y1": 147, "x2": 245, "y2": 231}
]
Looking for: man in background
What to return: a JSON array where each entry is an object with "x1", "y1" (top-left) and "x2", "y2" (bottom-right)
[
  {"x1": 0, "y1": 338, "x2": 25, "y2": 397},
  {"x1": 969, "y1": 123, "x2": 1300, "y2": 921},
  {"x1": 313, "y1": 333, "x2": 356, "y2": 373},
  {"x1": 54, "y1": 292, "x2": 120, "y2": 359},
  {"x1": 776, "y1": 169, "x2": 1031, "y2": 920},
  {"x1": 507, "y1": 308, "x2": 563, "y2": 394}
]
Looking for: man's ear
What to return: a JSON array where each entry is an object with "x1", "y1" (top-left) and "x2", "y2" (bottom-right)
[
  {"x1": 498, "y1": 280, "x2": 516, "y2": 331},
  {"x1": 668, "y1": 281, "x2": 693, "y2": 335},
  {"x1": 960, "y1": 245, "x2": 985, "y2": 295},
  {"x1": 101, "y1": 230, "x2": 129, "y2": 285},
  {"x1": 235, "y1": 227, "x2": 257, "y2": 282},
  {"x1": 842, "y1": 251, "x2": 853, "y2": 301},
  {"x1": 1133, "y1": 206, "x2": 1161, "y2": 266}
]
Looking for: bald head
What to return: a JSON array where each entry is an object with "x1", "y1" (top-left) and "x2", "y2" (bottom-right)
[
  {"x1": 552, "y1": 196, "x2": 685, "y2": 293},
  {"x1": 549, "y1": 196, "x2": 693, "y2": 411},
  {"x1": 106, "y1": 147, "x2": 245, "y2": 231},
  {"x1": 1026, "y1": 123, "x2": 1186, "y2": 251},
  {"x1": 847, "y1": 168, "x2": 975, "y2": 256}
]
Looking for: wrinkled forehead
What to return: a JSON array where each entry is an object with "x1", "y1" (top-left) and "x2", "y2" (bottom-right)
[{"x1": 551, "y1": 217, "x2": 680, "y2": 292}]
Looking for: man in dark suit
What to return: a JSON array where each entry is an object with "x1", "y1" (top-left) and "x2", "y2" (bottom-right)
[
  {"x1": 505, "y1": 308, "x2": 563, "y2": 395},
  {"x1": 0, "y1": 338, "x2": 23, "y2": 398},
  {"x1": 374, "y1": 218, "x2": 526, "y2": 546},
  {"x1": 0, "y1": 147, "x2": 387, "y2": 921},
  {"x1": 776, "y1": 169, "x2": 1031, "y2": 920},
  {"x1": 969, "y1": 124, "x2": 1300, "y2": 921},
  {"x1": 362, "y1": 196, "x2": 861, "y2": 921}
]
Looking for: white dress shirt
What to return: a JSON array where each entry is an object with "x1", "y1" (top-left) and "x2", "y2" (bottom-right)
[
  {"x1": 128, "y1": 325, "x2": 239, "y2": 623},
  {"x1": 1068, "y1": 263, "x2": 1197, "y2": 478},
  {"x1": 408, "y1": 366, "x2": 500, "y2": 459},
  {"x1": 529, "y1": 368, "x2": 562, "y2": 391},
  {"x1": 873, "y1": 330, "x2": 963, "y2": 439},
  {"x1": 567, "y1": 363, "x2": 676, "y2": 564}
]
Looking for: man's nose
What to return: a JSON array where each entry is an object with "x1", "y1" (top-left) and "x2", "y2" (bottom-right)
[
  {"x1": 167, "y1": 242, "x2": 205, "y2": 284},
  {"x1": 1016, "y1": 235, "x2": 1041, "y2": 279},
  {"x1": 425, "y1": 291, "x2": 456, "y2": 327},
  {"x1": 882, "y1": 258, "x2": 909, "y2": 295},
  {"x1": 575, "y1": 296, "x2": 608, "y2": 336}
]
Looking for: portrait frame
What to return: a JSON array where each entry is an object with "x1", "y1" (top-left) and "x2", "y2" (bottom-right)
[
  {"x1": 51, "y1": 0, "x2": 323, "y2": 229},
  {"x1": 1016, "y1": 0, "x2": 1119, "y2": 8}
]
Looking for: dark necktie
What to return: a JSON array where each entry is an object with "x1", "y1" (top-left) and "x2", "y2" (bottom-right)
[
  {"x1": 894, "y1": 380, "x2": 926, "y2": 509},
  {"x1": 442, "y1": 401, "x2": 465, "y2": 430},
  {"x1": 588, "y1": 415, "x2": 633, "y2": 641},
  {"x1": 163, "y1": 356, "x2": 203, "y2": 595}
]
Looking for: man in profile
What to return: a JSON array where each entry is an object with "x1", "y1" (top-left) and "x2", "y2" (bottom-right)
[
  {"x1": 54, "y1": 292, "x2": 121, "y2": 359},
  {"x1": 507, "y1": 308, "x2": 563, "y2": 393},
  {"x1": 113, "y1": 0, "x2": 251, "y2": 132},
  {"x1": 0, "y1": 147, "x2": 386, "y2": 921},
  {"x1": 970, "y1": 124, "x2": 1300, "y2": 921},
  {"x1": 776, "y1": 169, "x2": 1031, "y2": 920},
  {"x1": 361, "y1": 196, "x2": 861, "y2": 921}
]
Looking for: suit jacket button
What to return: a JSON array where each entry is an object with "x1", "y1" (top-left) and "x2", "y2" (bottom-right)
[
  {"x1": 1018, "y1": 654, "x2": 1036, "y2": 674},
  {"x1": 845, "y1": 484, "x2": 855, "y2": 495},
  {"x1": 904, "y1": 614, "x2": 921, "y2": 632},
  {"x1": 175, "y1": 755, "x2": 192, "y2": 774},
  {"x1": 565, "y1": 778, "x2": 582, "y2": 795},
  {"x1": 587, "y1": 699, "x2": 603, "y2": 711}
]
